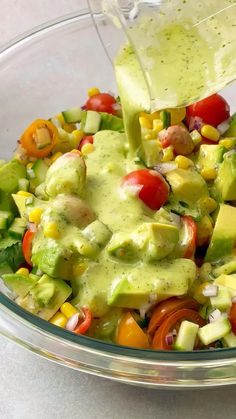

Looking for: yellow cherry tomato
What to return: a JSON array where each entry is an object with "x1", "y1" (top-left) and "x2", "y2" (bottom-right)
[{"x1": 116, "y1": 312, "x2": 150, "y2": 349}]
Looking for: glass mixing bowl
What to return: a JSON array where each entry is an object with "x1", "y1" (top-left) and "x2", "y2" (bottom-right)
[{"x1": 1, "y1": 9, "x2": 236, "y2": 389}]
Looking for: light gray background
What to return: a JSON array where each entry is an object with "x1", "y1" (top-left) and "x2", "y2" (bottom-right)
[{"x1": 1, "y1": 1, "x2": 236, "y2": 418}]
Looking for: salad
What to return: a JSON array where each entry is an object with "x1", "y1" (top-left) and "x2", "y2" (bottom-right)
[{"x1": 1, "y1": 87, "x2": 236, "y2": 351}]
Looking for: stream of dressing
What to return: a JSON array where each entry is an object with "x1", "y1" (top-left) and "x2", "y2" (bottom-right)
[{"x1": 113, "y1": 0, "x2": 236, "y2": 153}]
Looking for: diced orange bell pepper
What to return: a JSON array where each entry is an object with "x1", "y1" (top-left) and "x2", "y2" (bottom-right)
[
  {"x1": 116, "y1": 312, "x2": 150, "y2": 349},
  {"x1": 20, "y1": 119, "x2": 58, "y2": 158}
]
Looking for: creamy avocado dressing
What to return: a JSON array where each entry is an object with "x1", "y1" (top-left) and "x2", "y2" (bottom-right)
[{"x1": 114, "y1": 0, "x2": 236, "y2": 153}]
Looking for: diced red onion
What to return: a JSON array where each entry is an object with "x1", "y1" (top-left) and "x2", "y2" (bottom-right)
[
  {"x1": 66, "y1": 313, "x2": 80, "y2": 332},
  {"x1": 36, "y1": 269, "x2": 43, "y2": 276},
  {"x1": 149, "y1": 293, "x2": 158, "y2": 303},
  {"x1": 81, "y1": 105, "x2": 86, "y2": 110},
  {"x1": 188, "y1": 116, "x2": 203, "y2": 131},
  {"x1": 27, "y1": 222, "x2": 37, "y2": 233},
  {"x1": 154, "y1": 162, "x2": 177, "y2": 174},
  {"x1": 232, "y1": 295, "x2": 236, "y2": 303},
  {"x1": 165, "y1": 333, "x2": 174, "y2": 346},
  {"x1": 208, "y1": 309, "x2": 222, "y2": 323},
  {"x1": 202, "y1": 284, "x2": 218, "y2": 297},
  {"x1": 217, "y1": 120, "x2": 230, "y2": 135},
  {"x1": 172, "y1": 329, "x2": 177, "y2": 337},
  {"x1": 139, "y1": 302, "x2": 154, "y2": 319},
  {"x1": 129, "y1": 4, "x2": 139, "y2": 20},
  {"x1": 112, "y1": 103, "x2": 122, "y2": 112}
]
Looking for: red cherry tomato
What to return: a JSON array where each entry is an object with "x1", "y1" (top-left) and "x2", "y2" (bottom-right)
[
  {"x1": 148, "y1": 297, "x2": 199, "y2": 335},
  {"x1": 73, "y1": 307, "x2": 92, "y2": 335},
  {"x1": 79, "y1": 135, "x2": 94, "y2": 151},
  {"x1": 121, "y1": 169, "x2": 169, "y2": 210},
  {"x1": 186, "y1": 93, "x2": 230, "y2": 128},
  {"x1": 182, "y1": 216, "x2": 197, "y2": 259},
  {"x1": 85, "y1": 93, "x2": 117, "y2": 115},
  {"x1": 152, "y1": 308, "x2": 205, "y2": 350},
  {"x1": 22, "y1": 230, "x2": 35, "y2": 266},
  {"x1": 229, "y1": 303, "x2": 236, "y2": 335}
]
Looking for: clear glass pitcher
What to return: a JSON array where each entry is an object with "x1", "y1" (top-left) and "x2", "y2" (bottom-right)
[{"x1": 88, "y1": 0, "x2": 236, "y2": 111}]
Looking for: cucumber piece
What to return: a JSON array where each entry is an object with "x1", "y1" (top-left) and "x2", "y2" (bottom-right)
[
  {"x1": 62, "y1": 107, "x2": 82, "y2": 123},
  {"x1": 30, "y1": 159, "x2": 49, "y2": 190},
  {"x1": 222, "y1": 331, "x2": 236, "y2": 348},
  {"x1": 198, "y1": 317, "x2": 231, "y2": 345},
  {"x1": 8, "y1": 217, "x2": 27, "y2": 239},
  {"x1": 83, "y1": 110, "x2": 101, "y2": 134},
  {"x1": 160, "y1": 110, "x2": 171, "y2": 128},
  {"x1": 0, "y1": 210, "x2": 13, "y2": 230},
  {"x1": 174, "y1": 320, "x2": 199, "y2": 351},
  {"x1": 210, "y1": 285, "x2": 232, "y2": 311},
  {"x1": 18, "y1": 178, "x2": 29, "y2": 192},
  {"x1": 100, "y1": 112, "x2": 124, "y2": 132}
]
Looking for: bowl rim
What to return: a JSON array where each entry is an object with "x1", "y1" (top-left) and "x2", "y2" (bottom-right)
[{"x1": 0, "y1": 9, "x2": 236, "y2": 365}]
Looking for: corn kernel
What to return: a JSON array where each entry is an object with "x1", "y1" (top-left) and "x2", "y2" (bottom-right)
[
  {"x1": 72, "y1": 129, "x2": 84, "y2": 143},
  {"x1": 201, "y1": 124, "x2": 220, "y2": 142},
  {"x1": 73, "y1": 261, "x2": 87, "y2": 277},
  {"x1": 175, "y1": 155, "x2": 194, "y2": 169},
  {"x1": 197, "y1": 215, "x2": 213, "y2": 246},
  {"x1": 161, "y1": 146, "x2": 174, "y2": 162},
  {"x1": 50, "y1": 311, "x2": 67, "y2": 328},
  {"x1": 60, "y1": 302, "x2": 78, "y2": 319},
  {"x1": 200, "y1": 196, "x2": 218, "y2": 214},
  {"x1": 193, "y1": 281, "x2": 210, "y2": 304},
  {"x1": 50, "y1": 152, "x2": 63, "y2": 163},
  {"x1": 26, "y1": 163, "x2": 33, "y2": 170},
  {"x1": 200, "y1": 167, "x2": 217, "y2": 181},
  {"x1": 17, "y1": 190, "x2": 33, "y2": 197},
  {"x1": 168, "y1": 107, "x2": 186, "y2": 125},
  {"x1": 70, "y1": 149, "x2": 82, "y2": 155},
  {"x1": 153, "y1": 119, "x2": 164, "y2": 133},
  {"x1": 44, "y1": 222, "x2": 60, "y2": 239},
  {"x1": 16, "y1": 267, "x2": 29, "y2": 276},
  {"x1": 81, "y1": 143, "x2": 94, "y2": 156},
  {"x1": 149, "y1": 111, "x2": 160, "y2": 120},
  {"x1": 219, "y1": 138, "x2": 235, "y2": 149},
  {"x1": 139, "y1": 116, "x2": 153, "y2": 130},
  {"x1": 28, "y1": 208, "x2": 43, "y2": 225},
  {"x1": 63, "y1": 123, "x2": 77, "y2": 133},
  {"x1": 56, "y1": 113, "x2": 65, "y2": 124},
  {"x1": 88, "y1": 87, "x2": 100, "y2": 97}
]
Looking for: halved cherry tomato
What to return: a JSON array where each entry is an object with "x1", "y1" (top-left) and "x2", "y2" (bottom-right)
[
  {"x1": 78, "y1": 135, "x2": 94, "y2": 151},
  {"x1": 182, "y1": 216, "x2": 197, "y2": 259},
  {"x1": 116, "y1": 312, "x2": 150, "y2": 349},
  {"x1": 22, "y1": 230, "x2": 35, "y2": 266},
  {"x1": 21, "y1": 119, "x2": 58, "y2": 158},
  {"x1": 74, "y1": 306, "x2": 92, "y2": 335},
  {"x1": 229, "y1": 303, "x2": 236, "y2": 335},
  {"x1": 152, "y1": 309, "x2": 205, "y2": 350},
  {"x1": 148, "y1": 297, "x2": 199, "y2": 335},
  {"x1": 85, "y1": 93, "x2": 117, "y2": 115},
  {"x1": 186, "y1": 94, "x2": 230, "y2": 128},
  {"x1": 121, "y1": 169, "x2": 169, "y2": 210}
]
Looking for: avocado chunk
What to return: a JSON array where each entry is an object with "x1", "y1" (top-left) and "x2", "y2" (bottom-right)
[
  {"x1": 0, "y1": 190, "x2": 18, "y2": 215},
  {"x1": 18, "y1": 274, "x2": 72, "y2": 320},
  {"x1": 2, "y1": 273, "x2": 39, "y2": 298},
  {"x1": 196, "y1": 144, "x2": 225, "y2": 171},
  {"x1": 133, "y1": 222, "x2": 179, "y2": 261},
  {"x1": 83, "y1": 220, "x2": 111, "y2": 249},
  {"x1": 165, "y1": 168, "x2": 208, "y2": 205},
  {"x1": 45, "y1": 153, "x2": 86, "y2": 197},
  {"x1": 0, "y1": 160, "x2": 26, "y2": 194},
  {"x1": 107, "y1": 232, "x2": 139, "y2": 261},
  {"x1": 215, "y1": 152, "x2": 236, "y2": 200},
  {"x1": 108, "y1": 258, "x2": 196, "y2": 309},
  {"x1": 32, "y1": 238, "x2": 73, "y2": 280},
  {"x1": 205, "y1": 204, "x2": 236, "y2": 262}
]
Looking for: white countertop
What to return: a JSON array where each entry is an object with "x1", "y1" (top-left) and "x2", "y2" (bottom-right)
[{"x1": 1, "y1": 2, "x2": 236, "y2": 418}]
